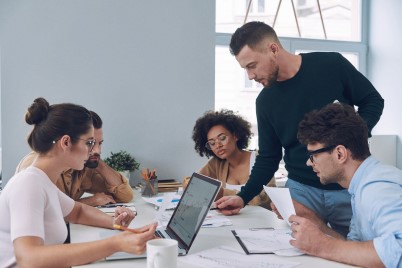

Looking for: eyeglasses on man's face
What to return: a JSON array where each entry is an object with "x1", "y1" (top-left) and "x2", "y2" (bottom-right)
[
  {"x1": 78, "y1": 138, "x2": 97, "y2": 152},
  {"x1": 205, "y1": 134, "x2": 229, "y2": 150},
  {"x1": 308, "y1": 145, "x2": 337, "y2": 163}
]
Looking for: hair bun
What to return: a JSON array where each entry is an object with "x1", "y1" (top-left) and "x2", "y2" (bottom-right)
[{"x1": 25, "y1": 97, "x2": 50, "y2": 125}]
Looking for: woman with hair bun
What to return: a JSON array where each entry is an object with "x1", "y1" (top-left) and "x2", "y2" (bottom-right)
[
  {"x1": 191, "y1": 109, "x2": 274, "y2": 209},
  {"x1": 0, "y1": 97, "x2": 156, "y2": 267}
]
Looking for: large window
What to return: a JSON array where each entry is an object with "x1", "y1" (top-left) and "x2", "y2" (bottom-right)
[
  {"x1": 216, "y1": 0, "x2": 362, "y2": 41},
  {"x1": 215, "y1": 0, "x2": 366, "y2": 149}
]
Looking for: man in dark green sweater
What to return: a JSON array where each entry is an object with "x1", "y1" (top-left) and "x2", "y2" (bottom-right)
[{"x1": 215, "y1": 21, "x2": 384, "y2": 237}]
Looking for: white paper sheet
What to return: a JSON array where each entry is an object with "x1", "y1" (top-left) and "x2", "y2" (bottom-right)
[
  {"x1": 158, "y1": 210, "x2": 232, "y2": 228},
  {"x1": 233, "y1": 228, "x2": 303, "y2": 256},
  {"x1": 141, "y1": 192, "x2": 181, "y2": 210},
  {"x1": 180, "y1": 246, "x2": 300, "y2": 268},
  {"x1": 263, "y1": 186, "x2": 296, "y2": 226}
]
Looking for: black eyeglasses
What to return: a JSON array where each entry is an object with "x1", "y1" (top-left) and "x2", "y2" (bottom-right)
[
  {"x1": 78, "y1": 138, "x2": 96, "y2": 152},
  {"x1": 205, "y1": 134, "x2": 229, "y2": 150},
  {"x1": 308, "y1": 145, "x2": 337, "y2": 163}
]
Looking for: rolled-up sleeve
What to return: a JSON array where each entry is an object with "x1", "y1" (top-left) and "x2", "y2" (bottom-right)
[{"x1": 373, "y1": 232, "x2": 402, "y2": 268}]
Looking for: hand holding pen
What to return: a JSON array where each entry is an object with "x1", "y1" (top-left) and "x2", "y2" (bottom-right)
[
  {"x1": 113, "y1": 223, "x2": 158, "y2": 255},
  {"x1": 113, "y1": 206, "x2": 136, "y2": 227}
]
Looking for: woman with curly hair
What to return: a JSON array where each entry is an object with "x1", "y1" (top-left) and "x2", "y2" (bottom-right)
[{"x1": 191, "y1": 109, "x2": 273, "y2": 209}]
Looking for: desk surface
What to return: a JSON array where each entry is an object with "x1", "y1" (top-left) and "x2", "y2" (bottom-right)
[{"x1": 71, "y1": 190, "x2": 353, "y2": 268}]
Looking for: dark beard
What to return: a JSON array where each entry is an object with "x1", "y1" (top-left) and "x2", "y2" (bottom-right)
[
  {"x1": 266, "y1": 64, "x2": 279, "y2": 87},
  {"x1": 84, "y1": 156, "x2": 100, "y2": 169}
]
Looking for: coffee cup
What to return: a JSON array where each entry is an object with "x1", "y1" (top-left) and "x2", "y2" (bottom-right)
[{"x1": 146, "y1": 239, "x2": 178, "y2": 268}]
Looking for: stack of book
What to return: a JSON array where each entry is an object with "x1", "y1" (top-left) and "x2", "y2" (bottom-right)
[{"x1": 157, "y1": 180, "x2": 182, "y2": 192}]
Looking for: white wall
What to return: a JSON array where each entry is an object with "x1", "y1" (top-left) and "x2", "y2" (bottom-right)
[
  {"x1": 0, "y1": 0, "x2": 215, "y2": 184},
  {"x1": 368, "y1": 0, "x2": 402, "y2": 168}
]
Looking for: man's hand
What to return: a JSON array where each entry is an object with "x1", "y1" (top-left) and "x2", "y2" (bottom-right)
[
  {"x1": 291, "y1": 200, "x2": 344, "y2": 239},
  {"x1": 80, "y1": 192, "x2": 116, "y2": 206},
  {"x1": 214, "y1": 195, "x2": 244, "y2": 215},
  {"x1": 113, "y1": 206, "x2": 136, "y2": 227},
  {"x1": 289, "y1": 215, "x2": 329, "y2": 256}
]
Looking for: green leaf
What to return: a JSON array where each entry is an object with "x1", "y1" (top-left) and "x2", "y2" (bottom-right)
[{"x1": 103, "y1": 150, "x2": 140, "y2": 172}]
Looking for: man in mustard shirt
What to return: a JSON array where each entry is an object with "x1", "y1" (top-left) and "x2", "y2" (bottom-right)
[{"x1": 16, "y1": 111, "x2": 134, "y2": 206}]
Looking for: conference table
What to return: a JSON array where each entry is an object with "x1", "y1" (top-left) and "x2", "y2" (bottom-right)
[{"x1": 71, "y1": 189, "x2": 353, "y2": 268}]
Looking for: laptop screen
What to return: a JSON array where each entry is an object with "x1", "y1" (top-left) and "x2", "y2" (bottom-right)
[{"x1": 166, "y1": 172, "x2": 221, "y2": 248}]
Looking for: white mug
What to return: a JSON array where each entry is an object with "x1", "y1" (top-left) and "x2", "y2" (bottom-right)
[{"x1": 146, "y1": 239, "x2": 178, "y2": 268}]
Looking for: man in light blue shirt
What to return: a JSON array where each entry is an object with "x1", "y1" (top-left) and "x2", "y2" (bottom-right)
[{"x1": 289, "y1": 103, "x2": 402, "y2": 268}]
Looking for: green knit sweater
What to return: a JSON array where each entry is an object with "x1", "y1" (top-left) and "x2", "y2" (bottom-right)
[{"x1": 238, "y1": 52, "x2": 384, "y2": 204}]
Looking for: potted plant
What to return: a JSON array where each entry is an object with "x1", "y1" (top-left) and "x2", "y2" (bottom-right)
[{"x1": 104, "y1": 150, "x2": 140, "y2": 179}]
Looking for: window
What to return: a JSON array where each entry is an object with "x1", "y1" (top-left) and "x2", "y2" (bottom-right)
[
  {"x1": 215, "y1": 0, "x2": 366, "y2": 149},
  {"x1": 216, "y1": 0, "x2": 362, "y2": 41}
]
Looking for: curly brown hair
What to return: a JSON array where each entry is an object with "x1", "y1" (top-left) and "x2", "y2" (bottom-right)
[
  {"x1": 297, "y1": 103, "x2": 370, "y2": 161},
  {"x1": 192, "y1": 109, "x2": 253, "y2": 158}
]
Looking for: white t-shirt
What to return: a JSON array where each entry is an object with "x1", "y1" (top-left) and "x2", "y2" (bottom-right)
[
  {"x1": 225, "y1": 150, "x2": 257, "y2": 192},
  {"x1": 0, "y1": 166, "x2": 75, "y2": 267}
]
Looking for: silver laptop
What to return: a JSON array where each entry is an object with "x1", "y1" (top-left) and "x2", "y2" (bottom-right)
[{"x1": 105, "y1": 172, "x2": 222, "y2": 260}]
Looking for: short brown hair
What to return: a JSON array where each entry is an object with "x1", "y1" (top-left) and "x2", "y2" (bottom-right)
[{"x1": 230, "y1": 21, "x2": 280, "y2": 56}]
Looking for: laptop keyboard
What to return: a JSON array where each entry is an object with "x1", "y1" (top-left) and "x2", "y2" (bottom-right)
[
  {"x1": 154, "y1": 230, "x2": 185, "y2": 250},
  {"x1": 155, "y1": 230, "x2": 165, "y2": 238}
]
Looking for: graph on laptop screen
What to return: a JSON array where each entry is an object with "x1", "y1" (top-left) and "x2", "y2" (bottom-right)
[{"x1": 168, "y1": 175, "x2": 216, "y2": 245}]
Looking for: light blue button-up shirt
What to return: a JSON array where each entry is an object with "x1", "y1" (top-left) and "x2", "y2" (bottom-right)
[{"x1": 348, "y1": 156, "x2": 402, "y2": 268}]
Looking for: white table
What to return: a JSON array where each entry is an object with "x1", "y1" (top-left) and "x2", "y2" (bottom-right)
[{"x1": 71, "y1": 190, "x2": 353, "y2": 268}]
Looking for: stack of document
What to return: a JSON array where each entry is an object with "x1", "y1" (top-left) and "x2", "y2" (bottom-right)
[{"x1": 158, "y1": 179, "x2": 182, "y2": 192}]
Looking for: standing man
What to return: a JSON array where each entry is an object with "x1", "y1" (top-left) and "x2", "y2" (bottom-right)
[
  {"x1": 289, "y1": 103, "x2": 401, "y2": 268},
  {"x1": 216, "y1": 21, "x2": 384, "y2": 237},
  {"x1": 16, "y1": 111, "x2": 134, "y2": 206}
]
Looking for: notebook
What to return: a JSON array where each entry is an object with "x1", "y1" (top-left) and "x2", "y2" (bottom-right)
[{"x1": 104, "y1": 172, "x2": 222, "y2": 260}]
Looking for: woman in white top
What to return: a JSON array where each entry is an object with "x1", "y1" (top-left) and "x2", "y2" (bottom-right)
[
  {"x1": 191, "y1": 109, "x2": 273, "y2": 209},
  {"x1": 0, "y1": 98, "x2": 156, "y2": 268}
]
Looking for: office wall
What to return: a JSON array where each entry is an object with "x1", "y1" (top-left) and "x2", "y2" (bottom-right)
[
  {"x1": 368, "y1": 0, "x2": 402, "y2": 169},
  {"x1": 0, "y1": 0, "x2": 215, "y2": 184}
]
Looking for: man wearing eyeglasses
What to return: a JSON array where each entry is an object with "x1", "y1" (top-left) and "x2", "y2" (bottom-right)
[
  {"x1": 288, "y1": 102, "x2": 402, "y2": 268},
  {"x1": 215, "y1": 21, "x2": 384, "y2": 238},
  {"x1": 15, "y1": 111, "x2": 133, "y2": 207}
]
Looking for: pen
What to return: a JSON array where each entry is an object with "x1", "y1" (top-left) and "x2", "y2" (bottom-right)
[
  {"x1": 209, "y1": 207, "x2": 219, "y2": 210},
  {"x1": 98, "y1": 203, "x2": 135, "y2": 208},
  {"x1": 249, "y1": 227, "x2": 274, "y2": 231},
  {"x1": 113, "y1": 224, "x2": 142, "y2": 234},
  {"x1": 98, "y1": 204, "x2": 125, "y2": 208}
]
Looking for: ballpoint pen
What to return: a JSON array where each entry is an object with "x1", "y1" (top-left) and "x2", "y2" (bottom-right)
[
  {"x1": 98, "y1": 203, "x2": 127, "y2": 208},
  {"x1": 249, "y1": 227, "x2": 275, "y2": 231}
]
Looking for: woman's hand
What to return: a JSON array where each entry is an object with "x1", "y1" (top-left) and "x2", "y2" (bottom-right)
[
  {"x1": 114, "y1": 223, "x2": 158, "y2": 255},
  {"x1": 114, "y1": 206, "x2": 136, "y2": 227}
]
